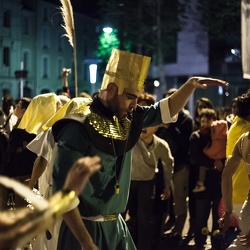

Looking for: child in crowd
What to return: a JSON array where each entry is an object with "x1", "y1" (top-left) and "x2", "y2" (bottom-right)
[{"x1": 193, "y1": 108, "x2": 228, "y2": 192}]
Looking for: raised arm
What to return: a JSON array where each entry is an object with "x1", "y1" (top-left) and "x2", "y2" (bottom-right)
[
  {"x1": 168, "y1": 77, "x2": 228, "y2": 118},
  {"x1": 220, "y1": 138, "x2": 242, "y2": 231},
  {"x1": 28, "y1": 156, "x2": 47, "y2": 189}
]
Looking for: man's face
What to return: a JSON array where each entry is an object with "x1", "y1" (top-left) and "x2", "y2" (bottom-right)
[{"x1": 109, "y1": 87, "x2": 142, "y2": 120}]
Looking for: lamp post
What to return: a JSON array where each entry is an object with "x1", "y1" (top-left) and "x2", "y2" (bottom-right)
[
  {"x1": 103, "y1": 27, "x2": 113, "y2": 34},
  {"x1": 14, "y1": 61, "x2": 28, "y2": 98},
  {"x1": 89, "y1": 64, "x2": 97, "y2": 95}
]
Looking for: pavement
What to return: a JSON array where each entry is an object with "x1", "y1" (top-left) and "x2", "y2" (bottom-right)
[{"x1": 157, "y1": 213, "x2": 212, "y2": 250}]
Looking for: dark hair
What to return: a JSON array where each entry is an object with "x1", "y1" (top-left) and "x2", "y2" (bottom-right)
[
  {"x1": 237, "y1": 92, "x2": 250, "y2": 117},
  {"x1": 231, "y1": 97, "x2": 238, "y2": 105},
  {"x1": 138, "y1": 92, "x2": 155, "y2": 106},
  {"x1": 164, "y1": 88, "x2": 178, "y2": 98},
  {"x1": 199, "y1": 108, "x2": 216, "y2": 120},
  {"x1": 2, "y1": 94, "x2": 13, "y2": 104},
  {"x1": 194, "y1": 97, "x2": 214, "y2": 119},
  {"x1": 20, "y1": 97, "x2": 32, "y2": 109}
]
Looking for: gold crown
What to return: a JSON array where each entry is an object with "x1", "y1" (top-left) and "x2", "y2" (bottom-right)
[{"x1": 101, "y1": 49, "x2": 151, "y2": 95}]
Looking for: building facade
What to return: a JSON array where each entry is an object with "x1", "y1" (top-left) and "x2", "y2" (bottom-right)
[{"x1": 0, "y1": 0, "x2": 101, "y2": 102}]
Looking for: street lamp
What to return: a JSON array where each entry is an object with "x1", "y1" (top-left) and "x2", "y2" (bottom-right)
[
  {"x1": 89, "y1": 64, "x2": 97, "y2": 94},
  {"x1": 103, "y1": 27, "x2": 113, "y2": 34},
  {"x1": 14, "y1": 61, "x2": 28, "y2": 98}
]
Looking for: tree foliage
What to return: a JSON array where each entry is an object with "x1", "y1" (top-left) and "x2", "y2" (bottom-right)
[
  {"x1": 197, "y1": 0, "x2": 241, "y2": 64},
  {"x1": 95, "y1": 0, "x2": 241, "y2": 65},
  {"x1": 96, "y1": 0, "x2": 189, "y2": 63},
  {"x1": 96, "y1": 29, "x2": 120, "y2": 64}
]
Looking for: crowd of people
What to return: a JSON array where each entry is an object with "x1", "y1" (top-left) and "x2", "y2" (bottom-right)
[{"x1": 0, "y1": 48, "x2": 249, "y2": 250}]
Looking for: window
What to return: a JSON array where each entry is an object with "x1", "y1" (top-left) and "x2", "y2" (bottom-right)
[
  {"x1": 57, "y1": 58, "x2": 63, "y2": 77},
  {"x1": 3, "y1": 10, "x2": 11, "y2": 28},
  {"x1": 58, "y1": 33, "x2": 63, "y2": 51},
  {"x1": 22, "y1": 17, "x2": 29, "y2": 35},
  {"x1": 43, "y1": 7, "x2": 48, "y2": 22},
  {"x1": 42, "y1": 56, "x2": 49, "y2": 78},
  {"x1": 23, "y1": 51, "x2": 29, "y2": 70},
  {"x1": 42, "y1": 27, "x2": 50, "y2": 49},
  {"x1": 3, "y1": 47, "x2": 10, "y2": 66}
]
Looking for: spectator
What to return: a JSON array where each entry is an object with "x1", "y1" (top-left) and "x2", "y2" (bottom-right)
[
  {"x1": 0, "y1": 97, "x2": 32, "y2": 210},
  {"x1": 193, "y1": 97, "x2": 214, "y2": 131},
  {"x1": 0, "y1": 94, "x2": 17, "y2": 135},
  {"x1": 189, "y1": 113, "x2": 222, "y2": 249},
  {"x1": 126, "y1": 92, "x2": 174, "y2": 250},
  {"x1": 193, "y1": 108, "x2": 227, "y2": 192},
  {"x1": 156, "y1": 88, "x2": 194, "y2": 245}
]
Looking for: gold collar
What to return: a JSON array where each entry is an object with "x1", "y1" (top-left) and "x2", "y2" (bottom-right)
[{"x1": 88, "y1": 112, "x2": 131, "y2": 140}]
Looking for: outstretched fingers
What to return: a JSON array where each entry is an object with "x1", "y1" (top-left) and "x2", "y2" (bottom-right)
[{"x1": 191, "y1": 76, "x2": 229, "y2": 89}]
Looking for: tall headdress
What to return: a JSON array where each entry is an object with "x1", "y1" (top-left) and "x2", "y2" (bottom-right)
[{"x1": 101, "y1": 49, "x2": 151, "y2": 95}]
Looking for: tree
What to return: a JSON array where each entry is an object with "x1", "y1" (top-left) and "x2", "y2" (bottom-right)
[
  {"x1": 96, "y1": 0, "x2": 189, "y2": 87},
  {"x1": 97, "y1": 0, "x2": 189, "y2": 61},
  {"x1": 96, "y1": 29, "x2": 120, "y2": 64},
  {"x1": 197, "y1": 0, "x2": 241, "y2": 64}
]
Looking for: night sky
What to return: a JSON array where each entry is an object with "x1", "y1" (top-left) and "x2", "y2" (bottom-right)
[{"x1": 54, "y1": 0, "x2": 100, "y2": 19}]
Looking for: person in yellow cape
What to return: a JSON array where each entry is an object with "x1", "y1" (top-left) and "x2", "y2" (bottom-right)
[
  {"x1": 18, "y1": 92, "x2": 62, "y2": 135},
  {"x1": 51, "y1": 48, "x2": 228, "y2": 250},
  {"x1": 0, "y1": 93, "x2": 62, "y2": 211},
  {"x1": 26, "y1": 97, "x2": 92, "y2": 250}
]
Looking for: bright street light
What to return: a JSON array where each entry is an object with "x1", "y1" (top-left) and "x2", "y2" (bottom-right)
[
  {"x1": 154, "y1": 80, "x2": 160, "y2": 87},
  {"x1": 89, "y1": 64, "x2": 97, "y2": 84},
  {"x1": 103, "y1": 27, "x2": 113, "y2": 34}
]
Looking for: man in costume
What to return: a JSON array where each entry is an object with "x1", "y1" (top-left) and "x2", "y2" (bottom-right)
[
  {"x1": 27, "y1": 97, "x2": 92, "y2": 250},
  {"x1": 52, "y1": 49, "x2": 228, "y2": 250}
]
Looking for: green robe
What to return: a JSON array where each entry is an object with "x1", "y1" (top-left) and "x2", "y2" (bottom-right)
[{"x1": 52, "y1": 97, "x2": 164, "y2": 250}]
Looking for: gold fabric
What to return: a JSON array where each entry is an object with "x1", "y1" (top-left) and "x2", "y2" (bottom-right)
[
  {"x1": 49, "y1": 190, "x2": 76, "y2": 216},
  {"x1": 88, "y1": 112, "x2": 131, "y2": 140},
  {"x1": 43, "y1": 97, "x2": 92, "y2": 130},
  {"x1": 18, "y1": 93, "x2": 60, "y2": 134},
  {"x1": 101, "y1": 49, "x2": 151, "y2": 95}
]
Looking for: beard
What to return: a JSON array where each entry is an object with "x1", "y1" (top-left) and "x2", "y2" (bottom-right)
[{"x1": 108, "y1": 92, "x2": 131, "y2": 120}]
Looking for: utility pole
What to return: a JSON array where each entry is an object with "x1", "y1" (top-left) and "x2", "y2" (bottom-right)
[{"x1": 157, "y1": 0, "x2": 167, "y2": 89}]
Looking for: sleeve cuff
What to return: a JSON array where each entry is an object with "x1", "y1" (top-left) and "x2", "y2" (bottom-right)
[{"x1": 159, "y1": 98, "x2": 178, "y2": 123}]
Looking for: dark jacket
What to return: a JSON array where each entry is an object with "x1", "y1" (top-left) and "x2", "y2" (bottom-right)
[
  {"x1": 156, "y1": 109, "x2": 193, "y2": 171},
  {"x1": 189, "y1": 130, "x2": 222, "y2": 200}
]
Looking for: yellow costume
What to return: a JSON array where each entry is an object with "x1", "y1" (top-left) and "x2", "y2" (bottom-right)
[
  {"x1": 18, "y1": 93, "x2": 61, "y2": 134},
  {"x1": 226, "y1": 116, "x2": 250, "y2": 204}
]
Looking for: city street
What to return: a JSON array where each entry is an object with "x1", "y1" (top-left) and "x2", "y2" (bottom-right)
[{"x1": 157, "y1": 213, "x2": 212, "y2": 250}]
